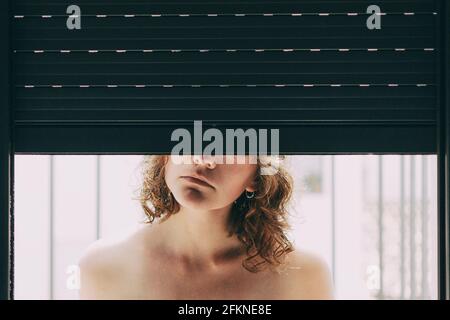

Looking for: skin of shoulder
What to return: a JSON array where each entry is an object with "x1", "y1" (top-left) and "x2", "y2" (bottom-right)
[
  {"x1": 78, "y1": 224, "x2": 162, "y2": 300},
  {"x1": 279, "y1": 249, "x2": 335, "y2": 300},
  {"x1": 78, "y1": 236, "x2": 134, "y2": 299}
]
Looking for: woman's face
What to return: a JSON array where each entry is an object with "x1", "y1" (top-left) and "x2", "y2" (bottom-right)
[{"x1": 164, "y1": 155, "x2": 258, "y2": 211}]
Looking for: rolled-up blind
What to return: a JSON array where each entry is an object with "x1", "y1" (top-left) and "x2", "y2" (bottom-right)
[{"x1": 12, "y1": 0, "x2": 438, "y2": 153}]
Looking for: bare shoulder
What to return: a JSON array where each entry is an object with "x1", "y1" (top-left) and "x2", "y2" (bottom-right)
[
  {"x1": 78, "y1": 237, "x2": 126, "y2": 274},
  {"x1": 78, "y1": 225, "x2": 151, "y2": 299},
  {"x1": 278, "y1": 249, "x2": 334, "y2": 300},
  {"x1": 78, "y1": 237, "x2": 125, "y2": 299}
]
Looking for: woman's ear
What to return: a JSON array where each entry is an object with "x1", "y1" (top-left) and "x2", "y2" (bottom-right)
[
  {"x1": 245, "y1": 180, "x2": 257, "y2": 192},
  {"x1": 245, "y1": 165, "x2": 258, "y2": 192}
]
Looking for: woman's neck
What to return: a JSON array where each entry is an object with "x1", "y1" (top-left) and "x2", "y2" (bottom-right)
[{"x1": 156, "y1": 204, "x2": 246, "y2": 270}]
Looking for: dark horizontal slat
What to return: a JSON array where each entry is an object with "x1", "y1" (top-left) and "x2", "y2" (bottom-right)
[
  {"x1": 15, "y1": 97, "x2": 436, "y2": 110},
  {"x1": 15, "y1": 108, "x2": 436, "y2": 122},
  {"x1": 14, "y1": 37, "x2": 435, "y2": 51},
  {"x1": 13, "y1": 25, "x2": 435, "y2": 40},
  {"x1": 14, "y1": 73, "x2": 436, "y2": 85},
  {"x1": 14, "y1": 123, "x2": 436, "y2": 154},
  {"x1": 12, "y1": 0, "x2": 436, "y2": 3},
  {"x1": 11, "y1": 0, "x2": 437, "y2": 15},
  {"x1": 12, "y1": 15, "x2": 436, "y2": 31},
  {"x1": 14, "y1": 86, "x2": 436, "y2": 111},
  {"x1": 13, "y1": 50, "x2": 437, "y2": 64},
  {"x1": 15, "y1": 85, "x2": 436, "y2": 98},
  {"x1": 14, "y1": 61, "x2": 435, "y2": 75}
]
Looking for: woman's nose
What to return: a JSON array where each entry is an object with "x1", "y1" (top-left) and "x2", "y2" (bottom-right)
[{"x1": 192, "y1": 155, "x2": 217, "y2": 169}]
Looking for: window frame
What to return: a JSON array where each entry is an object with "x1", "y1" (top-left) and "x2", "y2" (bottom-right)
[
  {"x1": 436, "y1": 0, "x2": 450, "y2": 301},
  {"x1": 1, "y1": 0, "x2": 13, "y2": 301},
  {"x1": 1, "y1": 0, "x2": 449, "y2": 300}
]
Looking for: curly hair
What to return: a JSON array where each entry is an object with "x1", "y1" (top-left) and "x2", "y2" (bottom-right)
[{"x1": 135, "y1": 155, "x2": 294, "y2": 273}]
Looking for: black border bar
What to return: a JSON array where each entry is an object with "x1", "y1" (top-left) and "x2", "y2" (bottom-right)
[{"x1": 0, "y1": 0, "x2": 12, "y2": 301}]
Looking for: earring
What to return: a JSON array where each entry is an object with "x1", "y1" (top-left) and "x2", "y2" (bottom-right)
[{"x1": 245, "y1": 190, "x2": 255, "y2": 199}]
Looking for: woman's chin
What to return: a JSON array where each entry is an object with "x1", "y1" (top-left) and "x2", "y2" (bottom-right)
[{"x1": 174, "y1": 188, "x2": 215, "y2": 210}]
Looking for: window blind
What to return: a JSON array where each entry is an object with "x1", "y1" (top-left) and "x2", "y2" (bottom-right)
[{"x1": 11, "y1": 0, "x2": 438, "y2": 153}]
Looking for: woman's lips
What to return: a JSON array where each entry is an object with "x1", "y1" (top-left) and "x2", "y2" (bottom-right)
[{"x1": 180, "y1": 176, "x2": 214, "y2": 189}]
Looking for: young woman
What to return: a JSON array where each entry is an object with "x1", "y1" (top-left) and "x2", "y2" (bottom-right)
[{"x1": 78, "y1": 155, "x2": 334, "y2": 299}]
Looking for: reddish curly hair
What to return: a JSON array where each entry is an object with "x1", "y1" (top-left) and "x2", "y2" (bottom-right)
[{"x1": 135, "y1": 155, "x2": 294, "y2": 273}]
